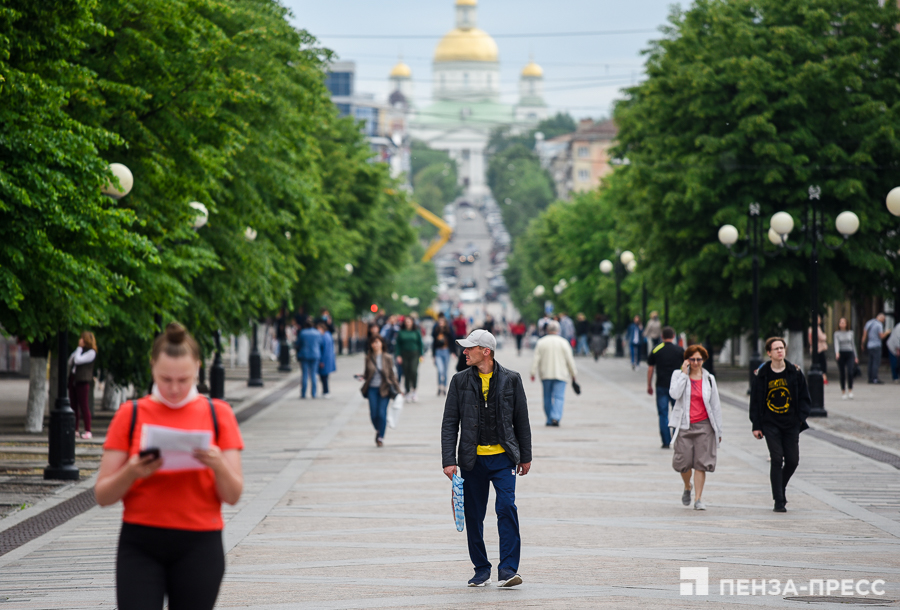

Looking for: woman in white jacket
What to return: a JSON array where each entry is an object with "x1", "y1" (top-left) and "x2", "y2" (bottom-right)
[{"x1": 668, "y1": 345, "x2": 722, "y2": 510}]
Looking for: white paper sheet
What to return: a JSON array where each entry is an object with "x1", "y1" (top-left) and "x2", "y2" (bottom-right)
[{"x1": 140, "y1": 424, "x2": 212, "y2": 472}]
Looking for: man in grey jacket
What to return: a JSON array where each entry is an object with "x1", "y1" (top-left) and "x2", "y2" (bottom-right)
[{"x1": 441, "y1": 330, "x2": 532, "y2": 588}]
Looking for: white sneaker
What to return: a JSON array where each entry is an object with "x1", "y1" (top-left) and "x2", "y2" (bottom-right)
[
  {"x1": 849, "y1": 391, "x2": 854, "y2": 399},
  {"x1": 411, "y1": 391, "x2": 417, "y2": 402},
  {"x1": 842, "y1": 393, "x2": 848, "y2": 400},
  {"x1": 694, "y1": 500, "x2": 706, "y2": 510}
]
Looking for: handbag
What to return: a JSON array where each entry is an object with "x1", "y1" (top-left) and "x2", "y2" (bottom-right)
[
  {"x1": 572, "y1": 380, "x2": 581, "y2": 395},
  {"x1": 387, "y1": 393, "x2": 404, "y2": 429}
]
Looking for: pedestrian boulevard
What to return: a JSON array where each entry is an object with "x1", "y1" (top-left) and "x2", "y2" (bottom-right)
[{"x1": 1, "y1": 346, "x2": 899, "y2": 608}]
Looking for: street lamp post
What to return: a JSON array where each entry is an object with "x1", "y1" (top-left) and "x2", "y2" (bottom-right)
[
  {"x1": 248, "y1": 320, "x2": 263, "y2": 387},
  {"x1": 46, "y1": 163, "x2": 133, "y2": 480},
  {"x1": 718, "y1": 203, "x2": 768, "y2": 393},
  {"x1": 600, "y1": 250, "x2": 635, "y2": 358},
  {"x1": 44, "y1": 331, "x2": 79, "y2": 480},
  {"x1": 210, "y1": 329, "x2": 226, "y2": 399},
  {"x1": 770, "y1": 186, "x2": 860, "y2": 418}
]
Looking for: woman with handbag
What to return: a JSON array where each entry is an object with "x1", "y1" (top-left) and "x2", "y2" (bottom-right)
[
  {"x1": 95, "y1": 322, "x2": 244, "y2": 609},
  {"x1": 359, "y1": 335, "x2": 401, "y2": 447}
]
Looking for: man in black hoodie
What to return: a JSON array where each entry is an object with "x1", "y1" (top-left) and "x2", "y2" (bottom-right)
[{"x1": 750, "y1": 337, "x2": 811, "y2": 512}]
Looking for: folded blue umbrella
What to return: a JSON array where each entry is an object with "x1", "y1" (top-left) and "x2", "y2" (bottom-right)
[{"x1": 452, "y1": 472, "x2": 465, "y2": 532}]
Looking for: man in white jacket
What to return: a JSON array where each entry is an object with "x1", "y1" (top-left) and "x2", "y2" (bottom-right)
[{"x1": 530, "y1": 321, "x2": 577, "y2": 426}]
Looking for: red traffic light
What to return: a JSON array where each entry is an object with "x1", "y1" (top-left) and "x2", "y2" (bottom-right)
[{"x1": 370, "y1": 304, "x2": 379, "y2": 313}]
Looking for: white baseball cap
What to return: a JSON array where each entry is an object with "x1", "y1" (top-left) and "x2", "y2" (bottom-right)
[{"x1": 456, "y1": 329, "x2": 497, "y2": 351}]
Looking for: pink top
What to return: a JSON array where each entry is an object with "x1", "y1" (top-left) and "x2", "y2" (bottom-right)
[{"x1": 689, "y1": 378, "x2": 709, "y2": 424}]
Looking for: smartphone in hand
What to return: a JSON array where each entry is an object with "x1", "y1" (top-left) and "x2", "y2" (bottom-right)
[{"x1": 139, "y1": 447, "x2": 160, "y2": 460}]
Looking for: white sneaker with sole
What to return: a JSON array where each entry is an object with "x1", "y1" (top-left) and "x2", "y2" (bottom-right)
[
  {"x1": 694, "y1": 500, "x2": 706, "y2": 510},
  {"x1": 497, "y1": 574, "x2": 523, "y2": 588}
]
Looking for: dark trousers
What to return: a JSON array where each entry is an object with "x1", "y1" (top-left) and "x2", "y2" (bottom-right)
[
  {"x1": 67, "y1": 378, "x2": 91, "y2": 433},
  {"x1": 460, "y1": 453, "x2": 521, "y2": 578},
  {"x1": 837, "y1": 351, "x2": 855, "y2": 391},
  {"x1": 514, "y1": 335, "x2": 523, "y2": 353},
  {"x1": 656, "y1": 387, "x2": 673, "y2": 446},
  {"x1": 401, "y1": 351, "x2": 419, "y2": 392},
  {"x1": 867, "y1": 347, "x2": 882, "y2": 382},
  {"x1": 762, "y1": 424, "x2": 800, "y2": 507},
  {"x1": 319, "y1": 373, "x2": 330, "y2": 395},
  {"x1": 116, "y1": 523, "x2": 224, "y2": 610},
  {"x1": 367, "y1": 387, "x2": 389, "y2": 439}
]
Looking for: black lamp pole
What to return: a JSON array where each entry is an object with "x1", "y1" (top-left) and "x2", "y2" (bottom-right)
[
  {"x1": 614, "y1": 262, "x2": 624, "y2": 357},
  {"x1": 805, "y1": 188, "x2": 826, "y2": 417},
  {"x1": 248, "y1": 321, "x2": 263, "y2": 387},
  {"x1": 210, "y1": 329, "x2": 226, "y2": 399},
  {"x1": 44, "y1": 331, "x2": 79, "y2": 481}
]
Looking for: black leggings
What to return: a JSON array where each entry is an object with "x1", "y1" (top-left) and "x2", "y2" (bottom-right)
[
  {"x1": 837, "y1": 351, "x2": 855, "y2": 390},
  {"x1": 116, "y1": 523, "x2": 225, "y2": 610}
]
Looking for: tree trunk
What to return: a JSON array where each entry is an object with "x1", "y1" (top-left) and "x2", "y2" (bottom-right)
[
  {"x1": 24, "y1": 341, "x2": 49, "y2": 433},
  {"x1": 101, "y1": 372, "x2": 128, "y2": 411}
]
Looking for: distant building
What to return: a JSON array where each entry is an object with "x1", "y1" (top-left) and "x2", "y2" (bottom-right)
[
  {"x1": 535, "y1": 118, "x2": 618, "y2": 200},
  {"x1": 404, "y1": 0, "x2": 548, "y2": 198}
]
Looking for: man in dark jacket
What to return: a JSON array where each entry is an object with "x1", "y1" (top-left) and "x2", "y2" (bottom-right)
[
  {"x1": 750, "y1": 337, "x2": 811, "y2": 513},
  {"x1": 441, "y1": 330, "x2": 532, "y2": 589}
]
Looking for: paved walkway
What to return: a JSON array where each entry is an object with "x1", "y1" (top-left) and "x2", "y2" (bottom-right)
[{"x1": 1, "y1": 348, "x2": 899, "y2": 608}]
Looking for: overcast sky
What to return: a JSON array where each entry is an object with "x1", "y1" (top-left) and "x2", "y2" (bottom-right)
[{"x1": 281, "y1": 0, "x2": 682, "y2": 119}]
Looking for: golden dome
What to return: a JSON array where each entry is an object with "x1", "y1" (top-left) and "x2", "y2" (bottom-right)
[
  {"x1": 390, "y1": 61, "x2": 411, "y2": 78},
  {"x1": 521, "y1": 61, "x2": 543, "y2": 78},
  {"x1": 456, "y1": 0, "x2": 477, "y2": 5},
  {"x1": 434, "y1": 28, "x2": 498, "y2": 62}
]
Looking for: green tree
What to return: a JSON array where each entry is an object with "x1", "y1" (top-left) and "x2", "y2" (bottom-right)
[
  {"x1": 608, "y1": 0, "x2": 900, "y2": 342},
  {"x1": 0, "y1": 0, "x2": 154, "y2": 344},
  {"x1": 487, "y1": 144, "x2": 555, "y2": 239}
]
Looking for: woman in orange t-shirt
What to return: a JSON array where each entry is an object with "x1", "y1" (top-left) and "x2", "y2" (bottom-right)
[{"x1": 95, "y1": 322, "x2": 244, "y2": 610}]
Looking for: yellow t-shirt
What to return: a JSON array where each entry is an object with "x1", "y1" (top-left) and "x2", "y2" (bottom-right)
[{"x1": 477, "y1": 371, "x2": 505, "y2": 456}]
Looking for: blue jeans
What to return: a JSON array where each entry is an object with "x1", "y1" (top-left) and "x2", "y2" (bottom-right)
[
  {"x1": 367, "y1": 387, "x2": 389, "y2": 438},
  {"x1": 461, "y1": 453, "x2": 520, "y2": 578},
  {"x1": 630, "y1": 343, "x2": 640, "y2": 366},
  {"x1": 435, "y1": 348, "x2": 450, "y2": 387},
  {"x1": 656, "y1": 387, "x2": 674, "y2": 446},
  {"x1": 300, "y1": 358, "x2": 319, "y2": 397},
  {"x1": 576, "y1": 335, "x2": 590, "y2": 356},
  {"x1": 541, "y1": 379, "x2": 566, "y2": 424}
]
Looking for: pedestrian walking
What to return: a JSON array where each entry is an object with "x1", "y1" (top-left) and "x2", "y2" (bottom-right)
[
  {"x1": 509, "y1": 319, "x2": 526, "y2": 356},
  {"x1": 317, "y1": 320, "x2": 336, "y2": 399},
  {"x1": 643, "y1": 311, "x2": 662, "y2": 351},
  {"x1": 833, "y1": 317, "x2": 858, "y2": 399},
  {"x1": 433, "y1": 316, "x2": 453, "y2": 396},
  {"x1": 626, "y1": 315, "x2": 644, "y2": 369},
  {"x1": 589, "y1": 314, "x2": 607, "y2": 361},
  {"x1": 359, "y1": 335, "x2": 401, "y2": 447},
  {"x1": 67, "y1": 331, "x2": 97, "y2": 439},
  {"x1": 887, "y1": 323, "x2": 900, "y2": 383},
  {"x1": 452, "y1": 313, "x2": 468, "y2": 341},
  {"x1": 396, "y1": 316, "x2": 424, "y2": 401},
  {"x1": 808, "y1": 315, "x2": 829, "y2": 385},
  {"x1": 750, "y1": 337, "x2": 811, "y2": 513},
  {"x1": 669, "y1": 345, "x2": 723, "y2": 511},
  {"x1": 95, "y1": 322, "x2": 243, "y2": 610},
  {"x1": 441, "y1": 330, "x2": 531, "y2": 588},
  {"x1": 861, "y1": 313, "x2": 888, "y2": 384},
  {"x1": 646, "y1": 327, "x2": 683, "y2": 449},
  {"x1": 483, "y1": 314, "x2": 495, "y2": 335},
  {"x1": 574, "y1": 313, "x2": 590, "y2": 356},
  {"x1": 530, "y1": 320, "x2": 577, "y2": 426},
  {"x1": 296, "y1": 320, "x2": 323, "y2": 398},
  {"x1": 559, "y1": 313, "x2": 576, "y2": 347}
]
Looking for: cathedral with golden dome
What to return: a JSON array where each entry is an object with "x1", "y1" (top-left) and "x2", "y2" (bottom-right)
[{"x1": 390, "y1": 0, "x2": 548, "y2": 196}]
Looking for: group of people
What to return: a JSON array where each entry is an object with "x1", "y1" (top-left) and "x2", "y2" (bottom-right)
[{"x1": 647, "y1": 327, "x2": 811, "y2": 513}]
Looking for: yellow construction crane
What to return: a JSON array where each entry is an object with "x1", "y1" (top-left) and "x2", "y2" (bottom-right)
[{"x1": 416, "y1": 205, "x2": 454, "y2": 262}]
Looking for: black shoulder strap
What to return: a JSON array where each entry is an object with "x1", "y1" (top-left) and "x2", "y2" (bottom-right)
[
  {"x1": 207, "y1": 397, "x2": 219, "y2": 443},
  {"x1": 128, "y1": 399, "x2": 138, "y2": 448}
]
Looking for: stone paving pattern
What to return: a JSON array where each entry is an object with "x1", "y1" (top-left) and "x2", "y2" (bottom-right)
[{"x1": 0, "y1": 347, "x2": 899, "y2": 608}]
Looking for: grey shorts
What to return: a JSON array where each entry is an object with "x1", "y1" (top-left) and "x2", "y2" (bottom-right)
[{"x1": 672, "y1": 419, "x2": 717, "y2": 473}]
